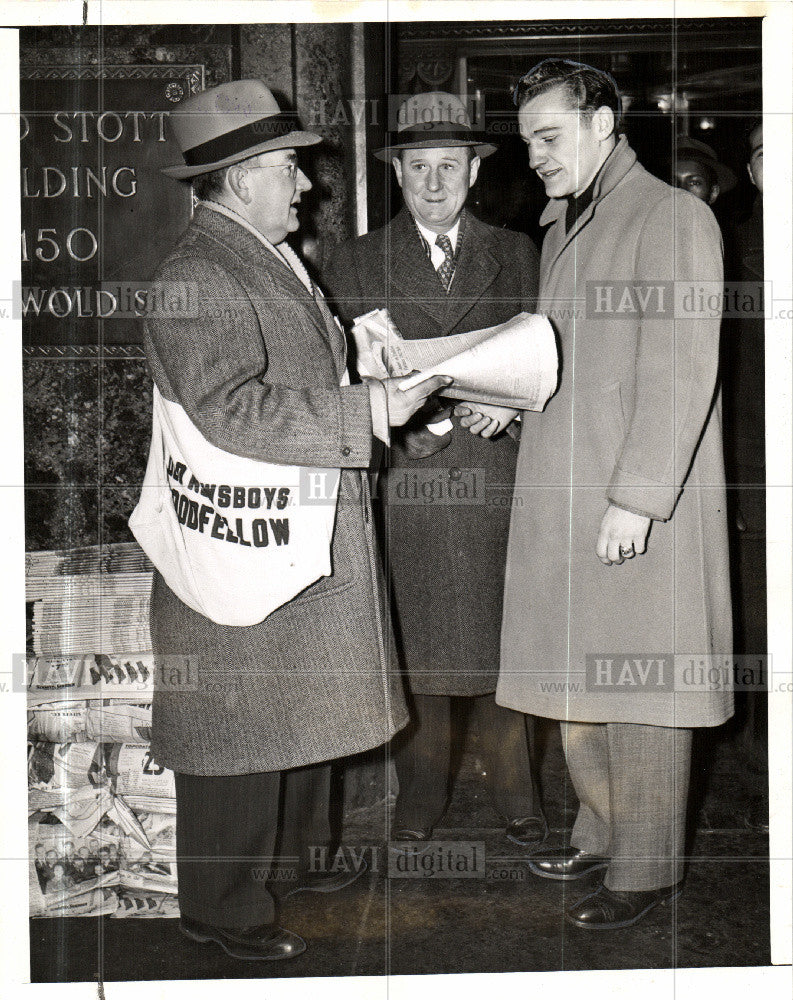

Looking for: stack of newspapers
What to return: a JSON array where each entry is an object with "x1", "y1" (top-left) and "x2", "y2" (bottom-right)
[
  {"x1": 27, "y1": 565, "x2": 153, "y2": 656},
  {"x1": 26, "y1": 543, "x2": 178, "y2": 919}
]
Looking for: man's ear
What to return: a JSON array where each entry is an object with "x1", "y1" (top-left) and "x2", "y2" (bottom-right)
[
  {"x1": 392, "y1": 155, "x2": 404, "y2": 189},
  {"x1": 591, "y1": 105, "x2": 616, "y2": 142},
  {"x1": 747, "y1": 162, "x2": 756, "y2": 187},
  {"x1": 226, "y1": 163, "x2": 250, "y2": 203},
  {"x1": 708, "y1": 184, "x2": 720, "y2": 206},
  {"x1": 468, "y1": 154, "x2": 481, "y2": 188}
]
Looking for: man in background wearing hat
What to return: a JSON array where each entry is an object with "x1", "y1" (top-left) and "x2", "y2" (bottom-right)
[
  {"x1": 145, "y1": 80, "x2": 450, "y2": 961},
  {"x1": 671, "y1": 135, "x2": 737, "y2": 206},
  {"x1": 324, "y1": 92, "x2": 547, "y2": 849}
]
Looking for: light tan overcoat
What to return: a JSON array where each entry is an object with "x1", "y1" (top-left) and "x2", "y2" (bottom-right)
[{"x1": 497, "y1": 138, "x2": 733, "y2": 727}]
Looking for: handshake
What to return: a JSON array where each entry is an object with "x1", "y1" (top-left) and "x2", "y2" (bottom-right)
[
  {"x1": 371, "y1": 373, "x2": 455, "y2": 428},
  {"x1": 452, "y1": 401, "x2": 520, "y2": 438},
  {"x1": 351, "y1": 307, "x2": 555, "y2": 443},
  {"x1": 373, "y1": 373, "x2": 520, "y2": 437},
  {"x1": 423, "y1": 399, "x2": 519, "y2": 439}
]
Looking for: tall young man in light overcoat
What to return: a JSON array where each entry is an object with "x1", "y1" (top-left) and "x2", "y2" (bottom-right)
[{"x1": 497, "y1": 60, "x2": 732, "y2": 930}]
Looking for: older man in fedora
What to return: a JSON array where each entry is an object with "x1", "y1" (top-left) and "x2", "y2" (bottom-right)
[
  {"x1": 144, "y1": 79, "x2": 450, "y2": 961},
  {"x1": 324, "y1": 92, "x2": 546, "y2": 848}
]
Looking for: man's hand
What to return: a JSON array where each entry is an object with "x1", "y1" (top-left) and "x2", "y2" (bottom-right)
[
  {"x1": 384, "y1": 374, "x2": 454, "y2": 427},
  {"x1": 403, "y1": 425, "x2": 453, "y2": 459},
  {"x1": 596, "y1": 503, "x2": 652, "y2": 565},
  {"x1": 454, "y1": 402, "x2": 520, "y2": 438}
]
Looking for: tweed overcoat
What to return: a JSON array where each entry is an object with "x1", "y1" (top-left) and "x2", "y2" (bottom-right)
[
  {"x1": 324, "y1": 209, "x2": 539, "y2": 696},
  {"x1": 143, "y1": 206, "x2": 407, "y2": 775},
  {"x1": 497, "y1": 139, "x2": 733, "y2": 727}
]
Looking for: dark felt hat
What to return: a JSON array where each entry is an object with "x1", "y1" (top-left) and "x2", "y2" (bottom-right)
[{"x1": 374, "y1": 92, "x2": 497, "y2": 161}]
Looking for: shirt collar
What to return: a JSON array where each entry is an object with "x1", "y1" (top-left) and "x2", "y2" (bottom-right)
[{"x1": 414, "y1": 217, "x2": 461, "y2": 254}]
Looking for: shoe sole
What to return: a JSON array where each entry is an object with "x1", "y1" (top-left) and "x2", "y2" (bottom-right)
[
  {"x1": 564, "y1": 887, "x2": 683, "y2": 930},
  {"x1": 180, "y1": 923, "x2": 307, "y2": 961},
  {"x1": 526, "y1": 860, "x2": 609, "y2": 881}
]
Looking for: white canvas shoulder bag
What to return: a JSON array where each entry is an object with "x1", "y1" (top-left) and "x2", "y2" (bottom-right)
[{"x1": 129, "y1": 385, "x2": 340, "y2": 626}]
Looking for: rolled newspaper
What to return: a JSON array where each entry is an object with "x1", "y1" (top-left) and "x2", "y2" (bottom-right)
[{"x1": 350, "y1": 308, "x2": 558, "y2": 411}]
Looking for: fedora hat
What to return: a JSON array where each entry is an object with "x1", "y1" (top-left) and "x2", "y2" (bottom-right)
[
  {"x1": 162, "y1": 79, "x2": 322, "y2": 180},
  {"x1": 673, "y1": 136, "x2": 737, "y2": 193},
  {"x1": 374, "y1": 92, "x2": 497, "y2": 161}
]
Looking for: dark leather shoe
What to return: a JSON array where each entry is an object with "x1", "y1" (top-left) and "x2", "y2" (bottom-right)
[
  {"x1": 391, "y1": 827, "x2": 432, "y2": 842},
  {"x1": 527, "y1": 846, "x2": 609, "y2": 881},
  {"x1": 389, "y1": 828, "x2": 433, "y2": 854},
  {"x1": 179, "y1": 915, "x2": 306, "y2": 961},
  {"x1": 283, "y1": 859, "x2": 367, "y2": 898},
  {"x1": 565, "y1": 883, "x2": 683, "y2": 930},
  {"x1": 505, "y1": 815, "x2": 549, "y2": 849}
]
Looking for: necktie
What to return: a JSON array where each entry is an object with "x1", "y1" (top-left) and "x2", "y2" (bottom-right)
[{"x1": 435, "y1": 233, "x2": 455, "y2": 291}]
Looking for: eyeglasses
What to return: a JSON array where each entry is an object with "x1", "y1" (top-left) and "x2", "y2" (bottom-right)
[{"x1": 243, "y1": 162, "x2": 300, "y2": 180}]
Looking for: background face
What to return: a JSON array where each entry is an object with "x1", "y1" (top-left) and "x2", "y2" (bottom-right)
[
  {"x1": 749, "y1": 125, "x2": 763, "y2": 194},
  {"x1": 675, "y1": 158, "x2": 717, "y2": 202},
  {"x1": 518, "y1": 84, "x2": 607, "y2": 199},
  {"x1": 393, "y1": 146, "x2": 479, "y2": 233}
]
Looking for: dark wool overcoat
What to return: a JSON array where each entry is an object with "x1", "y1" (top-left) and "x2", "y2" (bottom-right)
[
  {"x1": 497, "y1": 138, "x2": 733, "y2": 728},
  {"x1": 324, "y1": 208, "x2": 539, "y2": 696},
  {"x1": 143, "y1": 206, "x2": 407, "y2": 775}
]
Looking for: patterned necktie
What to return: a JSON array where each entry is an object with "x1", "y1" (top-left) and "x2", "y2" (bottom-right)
[{"x1": 435, "y1": 233, "x2": 455, "y2": 291}]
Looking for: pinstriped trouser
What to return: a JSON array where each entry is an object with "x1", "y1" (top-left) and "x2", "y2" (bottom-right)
[{"x1": 561, "y1": 721, "x2": 692, "y2": 892}]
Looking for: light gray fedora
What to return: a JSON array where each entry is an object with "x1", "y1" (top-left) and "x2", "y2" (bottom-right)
[{"x1": 162, "y1": 79, "x2": 322, "y2": 180}]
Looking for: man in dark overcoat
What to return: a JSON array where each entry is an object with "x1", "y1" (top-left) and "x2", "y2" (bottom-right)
[
  {"x1": 500, "y1": 60, "x2": 732, "y2": 930},
  {"x1": 724, "y1": 119, "x2": 765, "y2": 537},
  {"x1": 324, "y1": 92, "x2": 547, "y2": 847},
  {"x1": 140, "y1": 80, "x2": 449, "y2": 961}
]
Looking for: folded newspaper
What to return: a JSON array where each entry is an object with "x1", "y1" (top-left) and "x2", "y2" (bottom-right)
[{"x1": 350, "y1": 308, "x2": 558, "y2": 411}]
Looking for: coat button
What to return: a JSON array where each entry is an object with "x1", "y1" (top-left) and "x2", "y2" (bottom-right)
[
  {"x1": 449, "y1": 466, "x2": 462, "y2": 481},
  {"x1": 341, "y1": 446, "x2": 351, "y2": 456}
]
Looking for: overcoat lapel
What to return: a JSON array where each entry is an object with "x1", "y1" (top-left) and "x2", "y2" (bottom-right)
[
  {"x1": 540, "y1": 137, "x2": 639, "y2": 286},
  {"x1": 388, "y1": 209, "x2": 451, "y2": 328},
  {"x1": 388, "y1": 208, "x2": 503, "y2": 336},
  {"x1": 442, "y1": 212, "x2": 502, "y2": 334},
  {"x1": 313, "y1": 287, "x2": 349, "y2": 379},
  {"x1": 259, "y1": 251, "x2": 348, "y2": 377},
  {"x1": 196, "y1": 207, "x2": 346, "y2": 374}
]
